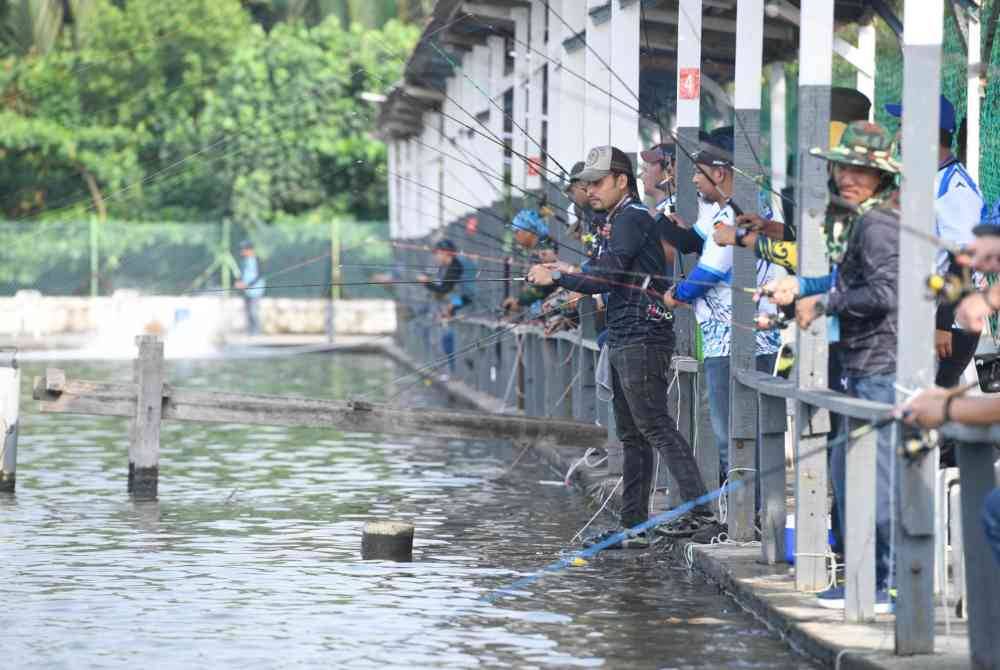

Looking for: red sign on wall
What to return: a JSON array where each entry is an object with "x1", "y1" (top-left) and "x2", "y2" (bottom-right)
[
  {"x1": 527, "y1": 157, "x2": 543, "y2": 177},
  {"x1": 679, "y1": 68, "x2": 701, "y2": 100},
  {"x1": 465, "y1": 217, "x2": 479, "y2": 235}
]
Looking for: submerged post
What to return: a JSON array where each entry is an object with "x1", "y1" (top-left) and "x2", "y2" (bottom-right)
[
  {"x1": 130, "y1": 335, "x2": 164, "y2": 501},
  {"x1": 362, "y1": 520, "x2": 414, "y2": 561},
  {"x1": 0, "y1": 349, "x2": 20, "y2": 492}
]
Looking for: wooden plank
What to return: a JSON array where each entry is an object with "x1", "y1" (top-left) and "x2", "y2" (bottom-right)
[
  {"x1": 844, "y1": 418, "x2": 876, "y2": 622},
  {"x1": 955, "y1": 442, "x2": 1000, "y2": 668},
  {"x1": 130, "y1": 335, "x2": 163, "y2": 501},
  {"x1": 34, "y1": 373, "x2": 608, "y2": 449},
  {"x1": 758, "y1": 393, "x2": 786, "y2": 565}
]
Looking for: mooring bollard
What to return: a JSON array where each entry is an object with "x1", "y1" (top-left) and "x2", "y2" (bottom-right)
[
  {"x1": 129, "y1": 335, "x2": 164, "y2": 501},
  {"x1": 0, "y1": 349, "x2": 20, "y2": 493},
  {"x1": 362, "y1": 520, "x2": 414, "y2": 561}
]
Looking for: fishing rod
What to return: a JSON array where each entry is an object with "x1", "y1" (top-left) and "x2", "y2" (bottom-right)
[{"x1": 187, "y1": 277, "x2": 526, "y2": 296}]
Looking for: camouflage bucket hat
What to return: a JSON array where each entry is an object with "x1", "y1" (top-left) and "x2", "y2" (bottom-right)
[{"x1": 809, "y1": 121, "x2": 900, "y2": 174}]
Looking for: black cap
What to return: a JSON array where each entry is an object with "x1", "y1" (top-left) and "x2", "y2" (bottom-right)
[
  {"x1": 434, "y1": 238, "x2": 457, "y2": 252},
  {"x1": 691, "y1": 144, "x2": 733, "y2": 168},
  {"x1": 239, "y1": 239, "x2": 254, "y2": 250}
]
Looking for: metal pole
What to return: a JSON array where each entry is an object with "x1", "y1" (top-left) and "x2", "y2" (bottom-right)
[
  {"x1": 729, "y1": 0, "x2": 765, "y2": 542},
  {"x1": 0, "y1": 350, "x2": 19, "y2": 492},
  {"x1": 857, "y1": 16, "x2": 877, "y2": 120},
  {"x1": 894, "y1": 0, "x2": 943, "y2": 654},
  {"x1": 89, "y1": 216, "x2": 99, "y2": 298},
  {"x1": 794, "y1": 0, "x2": 833, "y2": 592},
  {"x1": 966, "y1": 11, "x2": 982, "y2": 181},
  {"x1": 769, "y1": 62, "x2": 788, "y2": 219},
  {"x1": 221, "y1": 219, "x2": 232, "y2": 292},
  {"x1": 330, "y1": 219, "x2": 342, "y2": 342}
]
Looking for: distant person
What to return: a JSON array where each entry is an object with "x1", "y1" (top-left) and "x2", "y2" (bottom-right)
[
  {"x1": 417, "y1": 239, "x2": 472, "y2": 378},
  {"x1": 234, "y1": 240, "x2": 265, "y2": 335}
]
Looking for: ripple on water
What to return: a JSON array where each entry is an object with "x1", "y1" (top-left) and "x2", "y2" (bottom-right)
[{"x1": 1, "y1": 355, "x2": 818, "y2": 669}]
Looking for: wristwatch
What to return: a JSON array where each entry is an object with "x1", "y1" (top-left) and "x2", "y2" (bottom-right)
[
  {"x1": 735, "y1": 227, "x2": 750, "y2": 248},
  {"x1": 550, "y1": 269, "x2": 562, "y2": 282}
]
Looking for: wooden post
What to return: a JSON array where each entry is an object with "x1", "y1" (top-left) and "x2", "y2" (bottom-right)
[
  {"x1": 0, "y1": 349, "x2": 20, "y2": 493},
  {"x1": 955, "y1": 443, "x2": 1000, "y2": 667},
  {"x1": 694, "y1": 365, "x2": 718, "y2": 491},
  {"x1": 844, "y1": 418, "x2": 876, "y2": 622},
  {"x1": 895, "y1": 0, "x2": 944, "y2": 654},
  {"x1": 758, "y1": 392, "x2": 787, "y2": 565},
  {"x1": 794, "y1": 0, "x2": 834, "y2": 592},
  {"x1": 130, "y1": 335, "x2": 164, "y2": 501},
  {"x1": 362, "y1": 521, "x2": 414, "y2": 561}
]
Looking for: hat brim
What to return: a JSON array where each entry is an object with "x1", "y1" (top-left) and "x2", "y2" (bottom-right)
[
  {"x1": 574, "y1": 167, "x2": 611, "y2": 182},
  {"x1": 809, "y1": 147, "x2": 900, "y2": 174},
  {"x1": 973, "y1": 223, "x2": 1000, "y2": 237}
]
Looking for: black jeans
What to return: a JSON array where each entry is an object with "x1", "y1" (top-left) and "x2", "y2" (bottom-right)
[{"x1": 609, "y1": 342, "x2": 710, "y2": 528}]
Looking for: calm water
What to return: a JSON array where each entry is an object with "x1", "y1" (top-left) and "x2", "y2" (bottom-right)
[{"x1": 1, "y1": 353, "x2": 816, "y2": 669}]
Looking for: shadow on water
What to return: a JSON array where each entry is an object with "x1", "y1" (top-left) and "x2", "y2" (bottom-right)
[{"x1": 0, "y1": 354, "x2": 817, "y2": 669}]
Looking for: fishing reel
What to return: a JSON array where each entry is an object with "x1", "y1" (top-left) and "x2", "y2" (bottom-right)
[
  {"x1": 897, "y1": 431, "x2": 940, "y2": 461},
  {"x1": 925, "y1": 273, "x2": 972, "y2": 305}
]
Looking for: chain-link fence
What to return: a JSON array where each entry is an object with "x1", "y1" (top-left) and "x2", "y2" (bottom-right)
[{"x1": 0, "y1": 218, "x2": 392, "y2": 299}]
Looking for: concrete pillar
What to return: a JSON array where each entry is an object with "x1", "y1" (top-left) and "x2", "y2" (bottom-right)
[
  {"x1": 857, "y1": 17, "x2": 876, "y2": 120},
  {"x1": 673, "y1": 0, "x2": 702, "y2": 360},
  {"x1": 609, "y1": 0, "x2": 640, "y2": 153},
  {"x1": 130, "y1": 335, "x2": 164, "y2": 501},
  {"x1": 526, "y1": 0, "x2": 546, "y2": 192},
  {"x1": 894, "y1": 0, "x2": 943, "y2": 655},
  {"x1": 511, "y1": 6, "x2": 529, "y2": 191},
  {"x1": 794, "y1": 0, "x2": 833, "y2": 592},
  {"x1": 967, "y1": 13, "x2": 981, "y2": 182},
  {"x1": 729, "y1": 0, "x2": 765, "y2": 542},
  {"x1": 585, "y1": 0, "x2": 612, "y2": 146},
  {"x1": 769, "y1": 63, "x2": 788, "y2": 219}
]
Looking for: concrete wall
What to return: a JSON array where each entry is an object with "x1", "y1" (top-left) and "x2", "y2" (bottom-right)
[{"x1": 0, "y1": 292, "x2": 396, "y2": 337}]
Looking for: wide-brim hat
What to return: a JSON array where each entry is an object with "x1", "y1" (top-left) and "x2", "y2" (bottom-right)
[{"x1": 809, "y1": 120, "x2": 900, "y2": 175}]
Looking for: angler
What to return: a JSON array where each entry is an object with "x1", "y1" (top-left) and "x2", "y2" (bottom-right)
[
  {"x1": 527, "y1": 145, "x2": 721, "y2": 546},
  {"x1": 765, "y1": 121, "x2": 902, "y2": 613},
  {"x1": 417, "y1": 238, "x2": 476, "y2": 379}
]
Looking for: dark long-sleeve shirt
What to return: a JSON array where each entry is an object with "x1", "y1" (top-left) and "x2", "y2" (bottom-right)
[
  {"x1": 555, "y1": 197, "x2": 674, "y2": 347},
  {"x1": 824, "y1": 207, "x2": 900, "y2": 377},
  {"x1": 424, "y1": 258, "x2": 471, "y2": 311}
]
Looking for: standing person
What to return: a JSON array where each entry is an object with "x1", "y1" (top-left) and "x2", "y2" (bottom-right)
[
  {"x1": 768, "y1": 122, "x2": 902, "y2": 612},
  {"x1": 661, "y1": 142, "x2": 786, "y2": 486},
  {"x1": 527, "y1": 146, "x2": 721, "y2": 546},
  {"x1": 640, "y1": 142, "x2": 679, "y2": 271},
  {"x1": 885, "y1": 95, "x2": 983, "y2": 463},
  {"x1": 235, "y1": 239, "x2": 265, "y2": 336},
  {"x1": 417, "y1": 239, "x2": 472, "y2": 379}
]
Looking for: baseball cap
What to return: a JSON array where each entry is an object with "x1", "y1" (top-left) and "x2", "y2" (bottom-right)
[
  {"x1": 640, "y1": 142, "x2": 675, "y2": 165},
  {"x1": 434, "y1": 238, "x2": 457, "y2": 252},
  {"x1": 690, "y1": 144, "x2": 733, "y2": 168},
  {"x1": 884, "y1": 95, "x2": 956, "y2": 133},
  {"x1": 564, "y1": 161, "x2": 587, "y2": 193},
  {"x1": 511, "y1": 208, "x2": 549, "y2": 238},
  {"x1": 574, "y1": 146, "x2": 634, "y2": 182}
]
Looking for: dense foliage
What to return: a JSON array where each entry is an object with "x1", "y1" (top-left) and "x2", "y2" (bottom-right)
[{"x1": 0, "y1": 0, "x2": 419, "y2": 224}]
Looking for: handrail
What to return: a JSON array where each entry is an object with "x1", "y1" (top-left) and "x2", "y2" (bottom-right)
[{"x1": 736, "y1": 369, "x2": 889, "y2": 423}]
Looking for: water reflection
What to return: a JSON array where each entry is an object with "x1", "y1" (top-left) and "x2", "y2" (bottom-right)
[{"x1": 1, "y1": 354, "x2": 816, "y2": 669}]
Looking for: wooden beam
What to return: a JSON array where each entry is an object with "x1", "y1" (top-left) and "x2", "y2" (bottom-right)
[{"x1": 33, "y1": 371, "x2": 608, "y2": 450}]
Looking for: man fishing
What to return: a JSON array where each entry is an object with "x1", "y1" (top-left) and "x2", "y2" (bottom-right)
[
  {"x1": 234, "y1": 239, "x2": 266, "y2": 336},
  {"x1": 526, "y1": 145, "x2": 721, "y2": 547},
  {"x1": 417, "y1": 239, "x2": 474, "y2": 378},
  {"x1": 763, "y1": 121, "x2": 902, "y2": 612}
]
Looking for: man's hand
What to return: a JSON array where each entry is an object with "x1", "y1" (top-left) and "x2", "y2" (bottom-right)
[
  {"x1": 551, "y1": 261, "x2": 577, "y2": 273},
  {"x1": 956, "y1": 290, "x2": 996, "y2": 332},
  {"x1": 935, "y1": 329, "x2": 953, "y2": 360},
  {"x1": 501, "y1": 296, "x2": 520, "y2": 312},
  {"x1": 965, "y1": 236, "x2": 1000, "y2": 273},
  {"x1": 527, "y1": 264, "x2": 556, "y2": 286},
  {"x1": 370, "y1": 272, "x2": 393, "y2": 284},
  {"x1": 735, "y1": 213, "x2": 768, "y2": 231},
  {"x1": 713, "y1": 225, "x2": 737, "y2": 247},
  {"x1": 758, "y1": 275, "x2": 800, "y2": 306},
  {"x1": 661, "y1": 286, "x2": 683, "y2": 310},
  {"x1": 895, "y1": 386, "x2": 950, "y2": 429},
  {"x1": 795, "y1": 296, "x2": 823, "y2": 329},
  {"x1": 416, "y1": 273, "x2": 431, "y2": 284}
]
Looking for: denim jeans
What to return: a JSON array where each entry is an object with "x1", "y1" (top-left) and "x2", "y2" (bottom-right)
[
  {"x1": 984, "y1": 488, "x2": 1000, "y2": 566},
  {"x1": 609, "y1": 343, "x2": 710, "y2": 527},
  {"x1": 243, "y1": 296, "x2": 261, "y2": 335},
  {"x1": 703, "y1": 353, "x2": 778, "y2": 479},
  {"x1": 441, "y1": 327, "x2": 456, "y2": 373},
  {"x1": 830, "y1": 372, "x2": 896, "y2": 589}
]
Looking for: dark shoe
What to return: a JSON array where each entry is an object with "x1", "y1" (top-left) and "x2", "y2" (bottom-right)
[
  {"x1": 582, "y1": 528, "x2": 625, "y2": 549},
  {"x1": 816, "y1": 585, "x2": 845, "y2": 610},
  {"x1": 656, "y1": 516, "x2": 704, "y2": 538}
]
